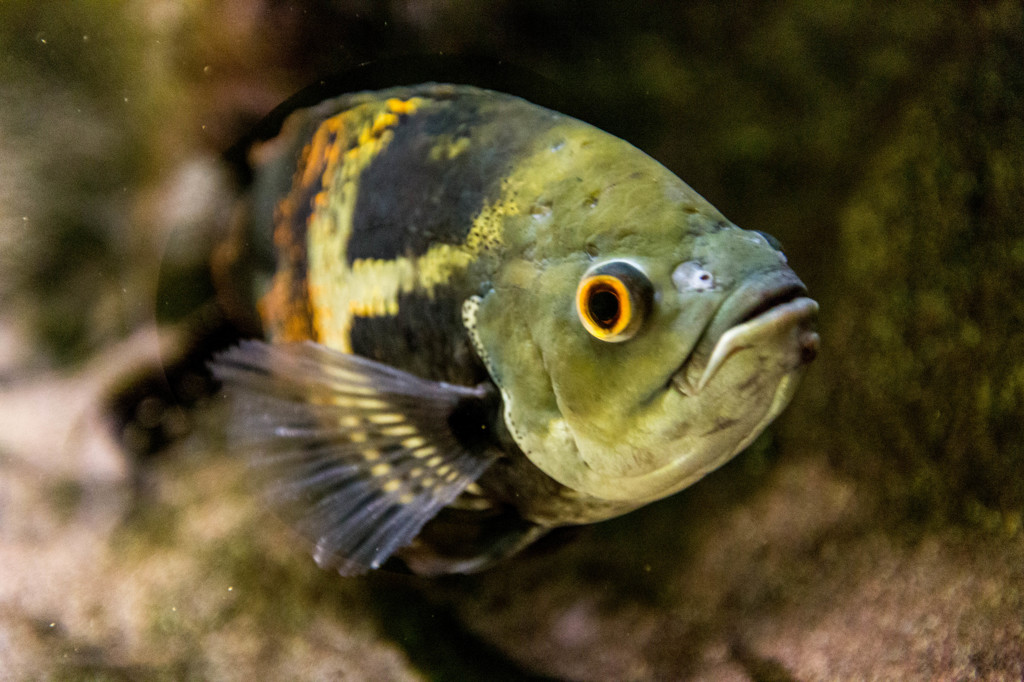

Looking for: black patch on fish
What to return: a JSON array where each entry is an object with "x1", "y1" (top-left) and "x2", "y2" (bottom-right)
[
  {"x1": 210, "y1": 340, "x2": 500, "y2": 576},
  {"x1": 346, "y1": 103, "x2": 489, "y2": 262},
  {"x1": 346, "y1": 94, "x2": 557, "y2": 263},
  {"x1": 448, "y1": 394, "x2": 499, "y2": 454},
  {"x1": 348, "y1": 289, "x2": 488, "y2": 386}
]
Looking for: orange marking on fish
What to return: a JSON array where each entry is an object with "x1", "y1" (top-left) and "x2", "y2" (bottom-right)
[
  {"x1": 371, "y1": 112, "x2": 399, "y2": 135},
  {"x1": 385, "y1": 97, "x2": 423, "y2": 115}
]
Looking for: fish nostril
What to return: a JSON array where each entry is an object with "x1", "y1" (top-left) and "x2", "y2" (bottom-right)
[{"x1": 672, "y1": 261, "x2": 716, "y2": 292}]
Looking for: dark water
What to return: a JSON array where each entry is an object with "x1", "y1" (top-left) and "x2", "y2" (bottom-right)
[{"x1": 2, "y1": 2, "x2": 1022, "y2": 679}]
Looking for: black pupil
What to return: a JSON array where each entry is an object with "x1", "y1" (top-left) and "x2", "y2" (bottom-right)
[{"x1": 589, "y1": 288, "x2": 620, "y2": 327}]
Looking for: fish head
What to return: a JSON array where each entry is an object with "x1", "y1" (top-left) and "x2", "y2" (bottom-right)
[{"x1": 468, "y1": 151, "x2": 818, "y2": 507}]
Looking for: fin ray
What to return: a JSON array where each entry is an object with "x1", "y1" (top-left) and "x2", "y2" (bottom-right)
[{"x1": 211, "y1": 340, "x2": 497, "y2": 575}]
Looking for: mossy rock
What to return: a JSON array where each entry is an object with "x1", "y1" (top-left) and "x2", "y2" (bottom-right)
[{"x1": 818, "y1": 1, "x2": 1024, "y2": 525}]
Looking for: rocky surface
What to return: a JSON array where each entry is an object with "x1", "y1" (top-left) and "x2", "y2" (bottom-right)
[
  {"x1": 0, "y1": 330, "x2": 421, "y2": 680},
  {"x1": 2, "y1": 1, "x2": 1023, "y2": 680}
]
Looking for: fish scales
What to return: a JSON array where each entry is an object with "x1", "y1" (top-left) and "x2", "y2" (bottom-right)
[{"x1": 210, "y1": 83, "x2": 820, "y2": 575}]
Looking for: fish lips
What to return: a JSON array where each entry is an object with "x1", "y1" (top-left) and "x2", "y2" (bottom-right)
[{"x1": 672, "y1": 269, "x2": 819, "y2": 397}]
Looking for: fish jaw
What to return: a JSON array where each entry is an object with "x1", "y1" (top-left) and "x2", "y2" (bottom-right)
[
  {"x1": 673, "y1": 297, "x2": 819, "y2": 397},
  {"x1": 697, "y1": 297, "x2": 819, "y2": 391},
  {"x1": 672, "y1": 269, "x2": 818, "y2": 397}
]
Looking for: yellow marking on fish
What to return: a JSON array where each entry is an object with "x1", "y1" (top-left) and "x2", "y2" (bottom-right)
[
  {"x1": 307, "y1": 143, "x2": 517, "y2": 350},
  {"x1": 428, "y1": 134, "x2": 471, "y2": 162},
  {"x1": 363, "y1": 449, "x2": 381, "y2": 461},
  {"x1": 382, "y1": 479, "x2": 402, "y2": 493},
  {"x1": 436, "y1": 465, "x2": 451, "y2": 477},
  {"x1": 371, "y1": 463, "x2": 391, "y2": 477},
  {"x1": 368, "y1": 413, "x2": 405, "y2": 425},
  {"x1": 465, "y1": 483, "x2": 484, "y2": 495},
  {"x1": 299, "y1": 96, "x2": 421, "y2": 346},
  {"x1": 343, "y1": 239, "x2": 489, "y2": 314},
  {"x1": 445, "y1": 471, "x2": 460, "y2": 482},
  {"x1": 336, "y1": 195, "x2": 514, "y2": 324},
  {"x1": 421, "y1": 477, "x2": 435, "y2": 487},
  {"x1": 416, "y1": 244, "x2": 477, "y2": 290},
  {"x1": 338, "y1": 384, "x2": 380, "y2": 397},
  {"x1": 350, "y1": 431, "x2": 367, "y2": 443},
  {"x1": 370, "y1": 111, "x2": 399, "y2": 135},
  {"x1": 401, "y1": 436, "x2": 427, "y2": 450},
  {"x1": 385, "y1": 97, "x2": 422, "y2": 115},
  {"x1": 340, "y1": 415, "x2": 361, "y2": 429},
  {"x1": 259, "y1": 110, "x2": 367, "y2": 343},
  {"x1": 413, "y1": 446, "x2": 437, "y2": 459},
  {"x1": 409, "y1": 467, "x2": 423, "y2": 478},
  {"x1": 380, "y1": 425, "x2": 418, "y2": 437},
  {"x1": 304, "y1": 99, "x2": 413, "y2": 351},
  {"x1": 344, "y1": 397, "x2": 388, "y2": 410},
  {"x1": 426, "y1": 456, "x2": 443, "y2": 468},
  {"x1": 398, "y1": 492, "x2": 415, "y2": 505}
]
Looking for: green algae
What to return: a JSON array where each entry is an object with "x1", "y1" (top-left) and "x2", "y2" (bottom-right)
[
  {"x1": 0, "y1": 2, "x2": 154, "y2": 366},
  {"x1": 813, "y1": 1, "x2": 1024, "y2": 524}
]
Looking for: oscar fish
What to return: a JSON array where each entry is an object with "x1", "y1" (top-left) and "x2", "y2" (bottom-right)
[{"x1": 210, "y1": 83, "x2": 820, "y2": 576}]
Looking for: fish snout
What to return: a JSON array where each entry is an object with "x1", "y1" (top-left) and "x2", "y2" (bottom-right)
[{"x1": 674, "y1": 269, "x2": 818, "y2": 396}]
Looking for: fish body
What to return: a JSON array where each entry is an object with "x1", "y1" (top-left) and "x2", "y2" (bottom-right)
[{"x1": 212, "y1": 84, "x2": 819, "y2": 575}]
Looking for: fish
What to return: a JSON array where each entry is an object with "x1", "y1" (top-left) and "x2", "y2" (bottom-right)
[{"x1": 208, "y1": 83, "x2": 820, "y2": 576}]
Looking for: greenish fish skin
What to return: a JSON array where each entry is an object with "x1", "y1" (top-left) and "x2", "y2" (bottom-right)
[{"x1": 212, "y1": 83, "x2": 819, "y2": 576}]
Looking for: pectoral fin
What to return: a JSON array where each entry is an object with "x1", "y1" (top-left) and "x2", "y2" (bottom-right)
[{"x1": 211, "y1": 340, "x2": 498, "y2": 575}]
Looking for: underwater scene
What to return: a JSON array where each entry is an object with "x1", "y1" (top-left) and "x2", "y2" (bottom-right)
[{"x1": 1, "y1": 1, "x2": 1022, "y2": 679}]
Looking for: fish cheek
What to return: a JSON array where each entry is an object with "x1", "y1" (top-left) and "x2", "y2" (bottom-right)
[
  {"x1": 464, "y1": 277, "x2": 584, "y2": 488},
  {"x1": 542, "y1": 326, "x2": 678, "y2": 477}
]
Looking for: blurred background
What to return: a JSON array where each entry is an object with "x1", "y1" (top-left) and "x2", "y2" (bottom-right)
[{"x1": 1, "y1": 1, "x2": 1022, "y2": 679}]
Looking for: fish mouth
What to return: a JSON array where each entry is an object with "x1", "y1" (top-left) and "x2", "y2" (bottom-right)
[{"x1": 672, "y1": 271, "x2": 819, "y2": 396}]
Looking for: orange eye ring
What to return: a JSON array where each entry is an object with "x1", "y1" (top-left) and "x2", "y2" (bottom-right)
[{"x1": 575, "y1": 261, "x2": 652, "y2": 342}]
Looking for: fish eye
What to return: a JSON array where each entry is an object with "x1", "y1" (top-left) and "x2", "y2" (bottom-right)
[{"x1": 575, "y1": 261, "x2": 652, "y2": 342}]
